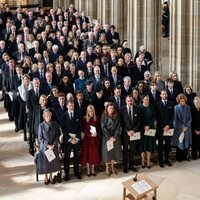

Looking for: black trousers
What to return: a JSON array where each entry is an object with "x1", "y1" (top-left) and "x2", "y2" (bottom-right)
[
  {"x1": 176, "y1": 147, "x2": 189, "y2": 161},
  {"x1": 64, "y1": 143, "x2": 80, "y2": 177},
  {"x1": 122, "y1": 139, "x2": 135, "y2": 170},
  {"x1": 192, "y1": 133, "x2": 200, "y2": 159},
  {"x1": 157, "y1": 135, "x2": 171, "y2": 164}
]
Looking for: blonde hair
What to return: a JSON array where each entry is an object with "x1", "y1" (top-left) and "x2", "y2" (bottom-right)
[
  {"x1": 176, "y1": 93, "x2": 187, "y2": 103},
  {"x1": 152, "y1": 71, "x2": 161, "y2": 82},
  {"x1": 85, "y1": 105, "x2": 97, "y2": 122}
]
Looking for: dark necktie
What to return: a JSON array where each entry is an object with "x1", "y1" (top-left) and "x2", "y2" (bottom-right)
[
  {"x1": 19, "y1": 76, "x2": 22, "y2": 85},
  {"x1": 35, "y1": 89, "x2": 39, "y2": 101},
  {"x1": 70, "y1": 112, "x2": 73, "y2": 120},
  {"x1": 129, "y1": 106, "x2": 132, "y2": 121},
  {"x1": 117, "y1": 97, "x2": 120, "y2": 109}
]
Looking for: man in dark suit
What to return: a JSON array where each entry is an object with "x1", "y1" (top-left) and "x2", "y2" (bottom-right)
[
  {"x1": 90, "y1": 65, "x2": 105, "y2": 91},
  {"x1": 148, "y1": 81, "x2": 161, "y2": 105},
  {"x1": 76, "y1": 51, "x2": 88, "y2": 71},
  {"x1": 132, "y1": 57, "x2": 148, "y2": 86},
  {"x1": 53, "y1": 93, "x2": 66, "y2": 126},
  {"x1": 109, "y1": 85, "x2": 124, "y2": 111},
  {"x1": 120, "y1": 95, "x2": 141, "y2": 173},
  {"x1": 134, "y1": 45, "x2": 153, "y2": 70},
  {"x1": 121, "y1": 76, "x2": 132, "y2": 98},
  {"x1": 100, "y1": 24, "x2": 113, "y2": 45},
  {"x1": 12, "y1": 43, "x2": 27, "y2": 64},
  {"x1": 29, "y1": 40, "x2": 42, "y2": 59},
  {"x1": 109, "y1": 66, "x2": 123, "y2": 88},
  {"x1": 74, "y1": 90, "x2": 89, "y2": 117},
  {"x1": 11, "y1": 65, "x2": 23, "y2": 132},
  {"x1": 156, "y1": 89, "x2": 174, "y2": 168},
  {"x1": 62, "y1": 100, "x2": 82, "y2": 180},
  {"x1": 27, "y1": 78, "x2": 45, "y2": 156},
  {"x1": 110, "y1": 25, "x2": 120, "y2": 45},
  {"x1": 166, "y1": 78, "x2": 179, "y2": 104},
  {"x1": 32, "y1": 60, "x2": 46, "y2": 88}
]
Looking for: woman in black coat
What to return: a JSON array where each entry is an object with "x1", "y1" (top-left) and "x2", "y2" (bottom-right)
[
  {"x1": 191, "y1": 96, "x2": 200, "y2": 160},
  {"x1": 184, "y1": 85, "x2": 197, "y2": 107}
]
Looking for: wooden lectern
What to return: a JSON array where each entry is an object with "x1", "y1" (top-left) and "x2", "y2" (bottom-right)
[{"x1": 122, "y1": 173, "x2": 158, "y2": 200}]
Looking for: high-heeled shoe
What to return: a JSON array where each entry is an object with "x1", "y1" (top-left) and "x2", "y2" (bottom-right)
[
  {"x1": 49, "y1": 178, "x2": 55, "y2": 184},
  {"x1": 91, "y1": 173, "x2": 96, "y2": 176},
  {"x1": 112, "y1": 170, "x2": 118, "y2": 175},
  {"x1": 147, "y1": 165, "x2": 151, "y2": 169},
  {"x1": 87, "y1": 173, "x2": 91, "y2": 177},
  {"x1": 106, "y1": 171, "x2": 111, "y2": 176},
  {"x1": 44, "y1": 179, "x2": 49, "y2": 185}
]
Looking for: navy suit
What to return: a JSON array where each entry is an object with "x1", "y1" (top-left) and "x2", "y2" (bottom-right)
[
  {"x1": 120, "y1": 105, "x2": 141, "y2": 171},
  {"x1": 62, "y1": 110, "x2": 82, "y2": 178},
  {"x1": 156, "y1": 100, "x2": 174, "y2": 164}
]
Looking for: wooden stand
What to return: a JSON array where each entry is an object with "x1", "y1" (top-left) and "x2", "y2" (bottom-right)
[{"x1": 122, "y1": 173, "x2": 158, "y2": 200}]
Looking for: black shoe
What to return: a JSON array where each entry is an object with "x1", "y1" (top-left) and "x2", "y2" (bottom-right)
[
  {"x1": 44, "y1": 179, "x2": 49, "y2": 185},
  {"x1": 147, "y1": 165, "x2": 151, "y2": 169},
  {"x1": 163, "y1": 35, "x2": 169, "y2": 38},
  {"x1": 142, "y1": 165, "x2": 146, "y2": 168},
  {"x1": 75, "y1": 174, "x2": 81, "y2": 180},
  {"x1": 64, "y1": 176, "x2": 69, "y2": 181},
  {"x1": 9, "y1": 117, "x2": 14, "y2": 121},
  {"x1": 123, "y1": 168, "x2": 128, "y2": 173},
  {"x1": 159, "y1": 163, "x2": 164, "y2": 168},
  {"x1": 165, "y1": 160, "x2": 172, "y2": 167},
  {"x1": 15, "y1": 128, "x2": 19, "y2": 132},
  {"x1": 130, "y1": 167, "x2": 137, "y2": 172}
]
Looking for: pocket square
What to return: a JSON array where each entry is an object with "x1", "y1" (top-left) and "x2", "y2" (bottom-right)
[{"x1": 134, "y1": 114, "x2": 138, "y2": 116}]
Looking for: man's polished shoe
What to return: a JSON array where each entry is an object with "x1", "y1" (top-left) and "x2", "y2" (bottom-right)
[
  {"x1": 159, "y1": 163, "x2": 164, "y2": 168},
  {"x1": 130, "y1": 167, "x2": 137, "y2": 172},
  {"x1": 15, "y1": 128, "x2": 19, "y2": 132},
  {"x1": 64, "y1": 176, "x2": 69, "y2": 181},
  {"x1": 165, "y1": 160, "x2": 172, "y2": 167},
  {"x1": 123, "y1": 168, "x2": 128, "y2": 173},
  {"x1": 75, "y1": 174, "x2": 81, "y2": 180}
]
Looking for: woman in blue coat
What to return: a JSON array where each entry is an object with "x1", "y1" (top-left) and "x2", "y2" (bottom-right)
[
  {"x1": 37, "y1": 109, "x2": 61, "y2": 184},
  {"x1": 172, "y1": 94, "x2": 192, "y2": 162}
]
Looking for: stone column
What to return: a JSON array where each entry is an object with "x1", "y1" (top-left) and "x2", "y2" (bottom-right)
[
  {"x1": 169, "y1": 0, "x2": 200, "y2": 92},
  {"x1": 97, "y1": 0, "x2": 110, "y2": 25},
  {"x1": 127, "y1": 0, "x2": 161, "y2": 72},
  {"x1": 110, "y1": 0, "x2": 125, "y2": 42},
  {"x1": 74, "y1": 0, "x2": 97, "y2": 19}
]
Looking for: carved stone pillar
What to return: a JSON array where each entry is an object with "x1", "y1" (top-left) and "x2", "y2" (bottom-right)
[
  {"x1": 127, "y1": 0, "x2": 161, "y2": 72},
  {"x1": 169, "y1": 0, "x2": 200, "y2": 92}
]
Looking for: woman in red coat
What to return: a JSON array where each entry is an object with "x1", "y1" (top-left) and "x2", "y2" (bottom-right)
[{"x1": 80, "y1": 105, "x2": 101, "y2": 176}]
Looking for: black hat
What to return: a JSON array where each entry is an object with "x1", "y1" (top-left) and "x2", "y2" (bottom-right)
[
  {"x1": 96, "y1": 87, "x2": 103, "y2": 93},
  {"x1": 85, "y1": 80, "x2": 93, "y2": 86}
]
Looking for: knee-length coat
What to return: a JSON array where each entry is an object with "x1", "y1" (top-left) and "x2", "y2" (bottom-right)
[
  {"x1": 37, "y1": 121, "x2": 61, "y2": 174},
  {"x1": 101, "y1": 114, "x2": 122, "y2": 162},
  {"x1": 172, "y1": 104, "x2": 192, "y2": 150}
]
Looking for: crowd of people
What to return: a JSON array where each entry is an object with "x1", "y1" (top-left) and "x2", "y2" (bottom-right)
[{"x1": 0, "y1": 3, "x2": 200, "y2": 185}]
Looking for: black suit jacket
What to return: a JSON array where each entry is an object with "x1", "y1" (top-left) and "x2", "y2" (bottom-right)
[
  {"x1": 121, "y1": 86, "x2": 132, "y2": 98},
  {"x1": 108, "y1": 96, "x2": 125, "y2": 111},
  {"x1": 167, "y1": 89, "x2": 179, "y2": 104},
  {"x1": 90, "y1": 75, "x2": 105, "y2": 90},
  {"x1": 62, "y1": 110, "x2": 82, "y2": 142},
  {"x1": 155, "y1": 100, "x2": 174, "y2": 134},
  {"x1": 74, "y1": 100, "x2": 89, "y2": 117},
  {"x1": 120, "y1": 105, "x2": 141, "y2": 142},
  {"x1": 109, "y1": 75, "x2": 123, "y2": 88},
  {"x1": 53, "y1": 104, "x2": 66, "y2": 126},
  {"x1": 76, "y1": 59, "x2": 87, "y2": 71},
  {"x1": 148, "y1": 91, "x2": 161, "y2": 105}
]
